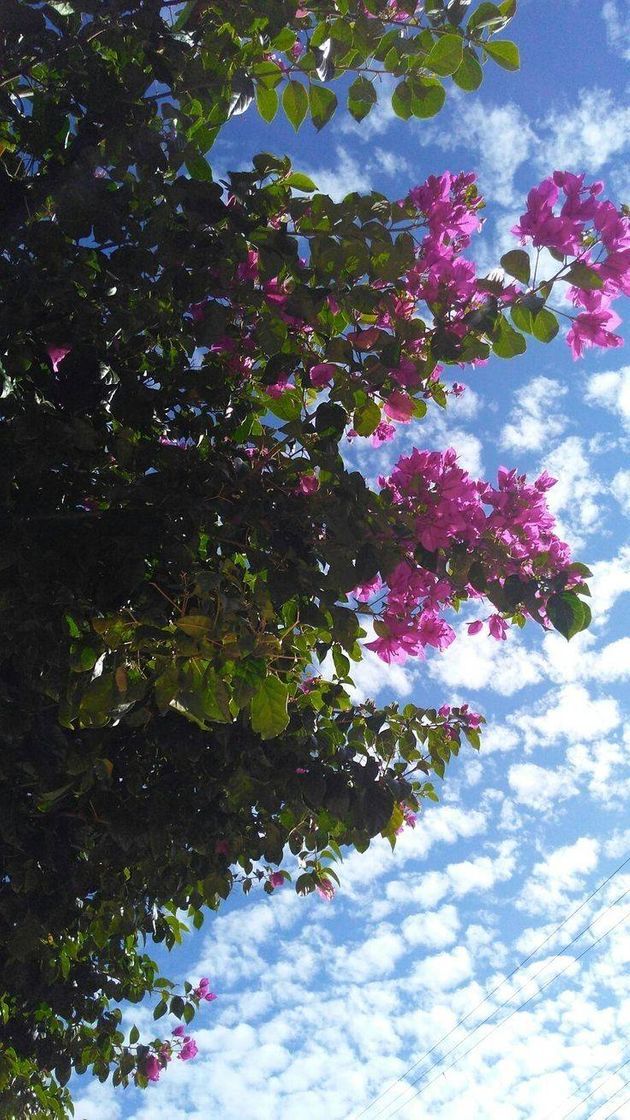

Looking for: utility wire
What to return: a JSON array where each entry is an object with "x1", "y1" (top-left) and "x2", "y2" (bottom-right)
[
  {"x1": 538, "y1": 1046, "x2": 629, "y2": 1120},
  {"x1": 368, "y1": 905, "x2": 629, "y2": 1120},
  {"x1": 553, "y1": 1054, "x2": 630, "y2": 1120},
  {"x1": 350, "y1": 854, "x2": 630, "y2": 1120},
  {"x1": 584, "y1": 1085, "x2": 630, "y2": 1120}
]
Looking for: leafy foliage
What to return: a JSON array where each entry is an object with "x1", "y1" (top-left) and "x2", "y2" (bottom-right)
[{"x1": 0, "y1": 0, "x2": 606, "y2": 1115}]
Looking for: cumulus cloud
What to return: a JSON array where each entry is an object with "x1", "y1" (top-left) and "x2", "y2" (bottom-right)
[
  {"x1": 585, "y1": 366, "x2": 630, "y2": 432},
  {"x1": 500, "y1": 376, "x2": 569, "y2": 453},
  {"x1": 602, "y1": 0, "x2": 630, "y2": 60}
]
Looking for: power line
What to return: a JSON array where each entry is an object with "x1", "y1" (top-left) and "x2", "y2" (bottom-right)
[
  {"x1": 553, "y1": 1054, "x2": 630, "y2": 1120},
  {"x1": 538, "y1": 1046, "x2": 629, "y2": 1120},
  {"x1": 349, "y1": 854, "x2": 630, "y2": 1120},
  {"x1": 584, "y1": 1086, "x2": 630, "y2": 1120},
  {"x1": 369, "y1": 905, "x2": 629, "y2": 1120}
]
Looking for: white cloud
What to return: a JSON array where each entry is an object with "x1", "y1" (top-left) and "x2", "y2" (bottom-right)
[
  {"x1": 588, "y1": 545, "x2": 630, "y2": 623},
  {"x1": 534, "y1": 89, "x2": 630, "y2": 174},
  {"x1": 610, "y1": 468, "x2": 630, "y2": 517},
  {"x1": 305, "y1": 146, "x2": 372, "y2": 201},
  {"x1": 429, "y1": 625, "x2": 544, "y2": 696},
  {"x1": 402, "y1": 904, "x2": 460, "y2": 949},
  {"x1": 422, "y1": 99, "x2": 535, "y2": 207},
  {"x1": 510, "y1": 683, "x2": 621, "y2": 752},
  {"x1": 585, "y1": 365, "x2": 630, "y2": 432},
  {"x1": 539, "y1": 436, "x2": 606, "y2": 549},
  {"x1": 518, "y1": 837, "x2": 600, "y2": 916},
  {"x1": 500, "y1": 376, "x2": 569, "y2": 453},
  {"x1": 508, "y1": 763, "x2": 579, "y2": 813},
  {"x1": 602, "y1": 0, "x2": 630, "y2": 60}
]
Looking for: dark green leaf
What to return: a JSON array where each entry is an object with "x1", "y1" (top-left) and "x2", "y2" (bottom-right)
[
  {"x1": 282, "y1": 81, "x2": 309, "y2": 130},
  {"x1": 251, "y1": 677, "x2": 289, "y2": 739},
  {"x1": 547, "y1": 592, "x2": 592, "y2": 640},
  {"x1": 309, "y1": 85, "x2": 338, "y2": 130},
  {"x1": 484, "y1": 39, "x2": 520, "y2": 70},
  {"x1": 501, "y1": 249, "x2": 530, "y2": 285}
]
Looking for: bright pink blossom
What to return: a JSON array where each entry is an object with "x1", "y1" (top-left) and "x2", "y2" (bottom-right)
[
  {"x1": 467, "y1": 620, "x2": 483, "y2": 636},
  {"x1": 269, "y1": 871, "x2": 285, "y2": 888},
  {"x1": 179, "y1": 1038, "x2": 198, "y2": 1061},
  {"x1": 145, "y1": 1056, "x2": 161, "y2": 1082},
  {"x1": 47, "y1": 345, "x2": 72, "y2": 372}
]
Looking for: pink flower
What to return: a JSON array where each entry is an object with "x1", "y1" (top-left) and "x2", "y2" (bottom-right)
[
  {"x1": 316, "y1": 879, "x2": 335, "y2": 902},
  {"x1": 179, "y1": 1038, "x2": 198, "y2": 1062},
  {"x1": 488, "y1": 614, "x2": 509, "y2": 641},
  {"x1": 193, "y1": 977, "x2": 217, "y2": 1002},
  {"x1": 296, "y1": 474, "x2": 319, "y2": 495},
  {"x1": 269, "y1": 871, "x2": 285, "y2": 888},
  {"x1": 346, "y1": 326, "x2": 381, "y2": 350},
  {"x1": 370, "y1": 421, "x2": 396, "y2": 447},
  {"x1": 383, "y1": 391, "x2": 414, "y2": 423},
  {"x1": 145, "y1": 1055, "x2": 161, "y2": 1082},
  {"x1": 309, "y1": 362, "x2": 338, "y2": 388},
  {"x1": 172, "y1": 1025, "x2": 186, "y2": 1038},
  {"x1": 46, "y1": 345, "x2": 72, "y2": 372},
  {"x1": 467, "y1": 620, "x2": 483, "y2": 635}
]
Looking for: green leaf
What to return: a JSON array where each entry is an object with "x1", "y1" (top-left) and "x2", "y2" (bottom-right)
[
  {"x1": 510, "y1": 303, "x2": 533, "y2": 334},
  {"x1": 453, "y1": 49, "x2": 483, "y2": 91},
  {"x1": 353, "y1": 400, "x2": 381, "y2": 437},
  {"x1": 532, "y1": 307, "x2": 559, "y2": 343},
  {"x1": 409, "y1": 76, "x2": 446, "y2": 119},
  {"x1": 250, "y1": 677, "x2": 290, "y2": 739},
  {"x1": 347, "y1": 76, "x2": 378, "y2": 122},
  {"x1": 500, "y1": 249, "x2": 530, "y2": 285},
  {"x1": 547, "y1": 591, "x2": 591, "y2": 640},
  {"x1": 564, "y1": 262, "x2": 604, "y2": 290},
  {"x1": 424, "y1": 33, "x2": 464, "y2": 76},
  {"x1": 186, "y1": 154, "x2": 213, "y2": 181},
  {"x1": 492, "y1": 315, "x2": 527, "y2": 358},
  {"x1": 283, "y1": 172, "x2": 317, "y2": 192},
  {"x1": 484, "y1": 39, "x2": 520, "y2": 71},
  {"x1": 282, "y1": 81, "x2": 308, "y2": 130},
  {"x1": 309, "y1": 85, "x2": 337, "y2": 130},
  {"x1": 392, "y1": 80, "x2": 412, "y2": 120},
  {"x1": 255, "y1": 85, "x2": 278, "y2": 123},
  {"x1": 129, "y1": 1026, "x2": 139, "y2": 1045}
]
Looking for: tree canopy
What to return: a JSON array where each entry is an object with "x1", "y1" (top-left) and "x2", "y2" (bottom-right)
[{"x1": 1, "y1": 0, "x2": 627, "y2": 1114}]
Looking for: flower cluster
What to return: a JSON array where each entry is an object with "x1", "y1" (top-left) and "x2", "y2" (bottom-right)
[
  {"x1": 513, "y1": 171, "x2": 630, "y2": 359},
  {"x1": 357, "y1": 449, "x2": 575, "y2": 665},
  {"x1": 140, "y1": 978, "x2": 217, "y2": 1084}
]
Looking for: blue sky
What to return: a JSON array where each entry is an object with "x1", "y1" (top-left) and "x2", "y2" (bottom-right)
[{"x1": 75, "y1": 3, "x2": 630, "y2": 1118}]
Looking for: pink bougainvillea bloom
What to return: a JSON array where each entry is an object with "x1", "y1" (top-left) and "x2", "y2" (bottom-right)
[
  {"x1": 47, "y1": 345, "x2": 72, "y2": 372},
  {"x1": 269, "y1": 871, "x2": 285, "y2": 888},
  {"x1": 316, "y1": 879, "x2": 335, "y2": 902},
  {"x1": 370, "y1": 421, "x2": 396, "y2": 447},
  {"x1": 179, "y1": 1038, "x2": 198, "y2": 1061},
  {"x1": 383, "y1": 391, "x2": 414, "y2": 423},
  {"x1": 346, "y1": 326, "x2": 381, "y2": 350},
  {"x1": 145, "y1": 1055, "x2": 161, "y2": 1082},
  {"x1": 488, "y1": 614, "x2": 509, "y2": 641},
  {"x1": 193, "y1": 976, "x2": 217, "y2": 1003},
  {"x1": 438, "y1": 704, "x2": 451, "y2": 717},
  {"x1": 309, "y1": 362, "x2": 338, "y2": 388},
  {"x1": 402, "y1": 805, "x2": 417, "y2": 829},
  {"x1": 467, "y1": 620, "x2": 484, "y2": 636},
  {"x1": 296, "y1": 474, "x2": 319, "y2": 495},
  {"x1": 266, "y1": 377, "x2": 292, "y2": 397},
  {"x1": 172, "y1": 1025, "x2": 186, "y2": 1038},
  {"x1": 352, "y1": 574, "x2": 383, "y2": 601}
]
